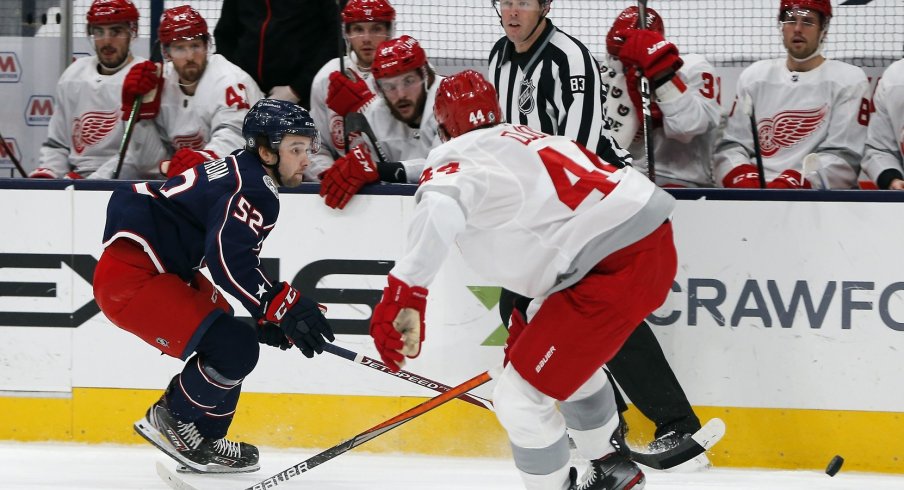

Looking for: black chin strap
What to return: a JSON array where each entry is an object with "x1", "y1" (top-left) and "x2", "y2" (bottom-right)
[{"x1": 263, "y1": 155, "x2": 284, "y2": 187}]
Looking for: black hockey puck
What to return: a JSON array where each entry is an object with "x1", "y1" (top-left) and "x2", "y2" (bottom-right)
[{"x1": 825, "y1": 455, "x2": 844, "y2": 476}]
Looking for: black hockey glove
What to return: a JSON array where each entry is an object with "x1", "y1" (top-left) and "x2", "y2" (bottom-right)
[
  {"x1": 280, "y1": 295, "x2": 335, "y2": 358},
  {"x1": 258, "y1": 321, "x2": 292, "y2": 350},
  {"x1": 262, "y1": 282, "x2": 335, "y2": 358}
]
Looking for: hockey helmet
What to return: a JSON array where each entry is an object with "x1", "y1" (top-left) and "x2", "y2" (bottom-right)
[
  {"x1": 158, "y1": 6, "x2": 209, "y2": 45},
  {"x1": 87, "y1": 0, "x2": 138, "y2": 28},
  {"x1": 434, "y1": 70, "x2": 502, "y2": 140},
  {"x1": 606, "y1": 6, "x2": 665, "y2": 57},
  {"x1": 341, "y1": 0, "x2": 396, "y2": 25},
  {"x1": 243, "y1": 99, "x2": 321, "y2": 152},
  {"x1": 371, "y1": 35, "x2": 427, "y2": 80},
  {"x1": 779, "y1": 0, "x2": 832, "y2": 22}
]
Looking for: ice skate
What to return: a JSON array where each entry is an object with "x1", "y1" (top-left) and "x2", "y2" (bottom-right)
[
  {"x1": 134, "y1": 398, "x2": 260, "y2": 473},
  {"x1": 568, "y1": 453, "x2": 645, "y2": 490},
  {"x1": 648, "y1": 431, "x2": 711, "y2": 472}
]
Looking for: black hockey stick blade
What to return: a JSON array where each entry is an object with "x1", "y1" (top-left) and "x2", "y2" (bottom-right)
[
  {"x1": 114, "y1": 96, "x2": 142, "y2": 180},
  {"x1": 630, "y1": 417, "x2": 726, "y2": 470},
  {"x1": 323, "y1": 342, "x2": 495, "y2": 411},
  {"x1": 344, "y1": 112, "x2": 389, "y2": 164}
]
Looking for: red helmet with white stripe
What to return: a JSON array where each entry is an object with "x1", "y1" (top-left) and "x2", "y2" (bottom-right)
[
  {"x1": 434, "y1": 70, "x2": 502, "y2": 140},
  {"x1": 606, "y1": 6, "x2": 665, "y2": 57},
  {"x1": 86, "y1": 0, "x2": 139, "y2": 27},
  {"x1": 371, "y1": 35, "x2": 427, "y2": 80},
  {"x1": 341, "y1": 0, "x2": 396, "y2": 24},
  {"x1": 779, "y1": 0, "x2": 832, "y2": 22},
  {"x1": 158, "y1": 6, "x2": 209, "y2": 45}
]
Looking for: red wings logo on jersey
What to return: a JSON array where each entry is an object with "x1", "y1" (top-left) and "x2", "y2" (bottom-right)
[
  {"x1": 329, "y1": 114, "x2": 346, "y2": 151},
  {"x1": 758, "y1": 106, "x2": 827, "y2": 157},
  {"x1": 172, "y1": 131, "x2": 205, "y2": 150},
  {"x1": 71, "y1": 111, "x2": 118, "y2": 154}
]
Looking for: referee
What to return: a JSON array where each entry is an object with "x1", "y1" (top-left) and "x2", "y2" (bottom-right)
[{"x1": 489, "y1": 0, "x2": 705, "y2": 461}]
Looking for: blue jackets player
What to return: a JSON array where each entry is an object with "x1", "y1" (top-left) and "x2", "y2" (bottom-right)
[{"x1": 93, "y1": 99, "x2": 334, "y2": 473}]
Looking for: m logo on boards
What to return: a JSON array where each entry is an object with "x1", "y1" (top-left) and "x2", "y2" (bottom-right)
[
  {"x1": 0, "y1": 137, "x2": 20, "y2": 163},
  {"x1": 25, "y1": 96, "x2": 54, "y2": 126},
  {"x1": 0, "y1": 52, "x2": 21, "y2": 83}
]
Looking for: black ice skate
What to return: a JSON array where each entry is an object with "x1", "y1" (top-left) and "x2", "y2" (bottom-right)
[
  {"x1": 568, "y1": 453, "x2": 645, "y2": 490},
  {"x1": 134, "y1": 399, "x2": 260, "y2": 473}
]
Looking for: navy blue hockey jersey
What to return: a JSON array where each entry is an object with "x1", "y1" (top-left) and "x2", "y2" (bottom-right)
[{"x1": 102, "y1": 149, "x2": 281, "y2": 319}]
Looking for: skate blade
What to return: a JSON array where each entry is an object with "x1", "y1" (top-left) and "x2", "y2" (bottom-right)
[
  {"x1": 133, "y1": 417, "x2": 208, "y2": 474},
  {"x1": 175, "y1": 462, "x2": 261, "y2": 474}
]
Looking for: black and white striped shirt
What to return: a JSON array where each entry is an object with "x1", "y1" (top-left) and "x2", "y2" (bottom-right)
[{"x1": 488, "y1": 20, "x2": 628, "y2": 166}]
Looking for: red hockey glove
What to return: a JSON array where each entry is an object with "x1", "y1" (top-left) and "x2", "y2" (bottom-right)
[
  {"x1": 624, "y1": 68, "x2": 663, "y2": 125},
  {"x1": 161, "y1": 148, "x2": 217, "y2": 178},
  {"x1": 370, "y1": 274, "x2": 429, "y2": 372},
  {"x1": 262, "y1": 282, "x2": 335, "y2": 358},
  {"x1": 503, "y1": 310, "x2": 528, "y2": 367},
  {"x1": 326, "y1": 71, "x2": 375, "y2": 117},
  {"x1": 66, "y1": 171, "x2": 83, "y2": 179},
  {"x1": 318, "y1": 143, "x2": 379, "y2": 209},
  {"x1": 768, "y1": 169, "x2": 812, "y2": 189},
  {"x1": 29, "y1": 167, "x2": 58, "y2": 178},
  {"x1": 121, "y1": 60, "x2": 163, "y2": 121},
  {"x1": 722, "y1": 163, "x2": 762, "y2": 188},
  {"x1": 617, "y1": 30, "x2": 683, "y2": 83}
]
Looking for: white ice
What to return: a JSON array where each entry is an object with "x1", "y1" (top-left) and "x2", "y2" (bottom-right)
[{"x1": 2, "y1": 441, "x2": 903, "y2": 490}]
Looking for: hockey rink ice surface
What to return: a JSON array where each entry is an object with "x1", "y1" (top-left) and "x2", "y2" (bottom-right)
[{"x1": 2, "y1": 442, "x2": 904, "y2": 489}]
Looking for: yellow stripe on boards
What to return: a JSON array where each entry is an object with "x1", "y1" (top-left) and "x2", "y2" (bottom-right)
[
  {"x1": 622, "y1": 406, "x2": 904, "y2": 474},
  {"x1": 1, "y1": 389, "x2": 902, "y2": 474}
]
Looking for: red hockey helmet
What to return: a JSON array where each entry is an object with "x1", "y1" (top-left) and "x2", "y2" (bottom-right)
[
  {"x1": 341, "y1": 0, "x2": 396, "y2": 24},
  {"x1": 158, "y1": 6, "x2": 209, "y2": 45},
  {"x1": 434, "y1": 70, "x2": 502, "y2": 140},
  {"x1": 779, "y1": 0, "x2": 832, "y2": 22},
  {"x1": 86, "y1": 0, "x2": 139, "y2": 27},
  {"x1": 371, "y1": 35, "x2": 427, "y2": 80},
  {"x1": 606, "y1": 6, "x2": 665, "y2": 57}
]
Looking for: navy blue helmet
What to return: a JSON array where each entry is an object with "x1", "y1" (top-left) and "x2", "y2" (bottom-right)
[{"x1": 243, "y1": 99, "x2": 321, "y2": 153}]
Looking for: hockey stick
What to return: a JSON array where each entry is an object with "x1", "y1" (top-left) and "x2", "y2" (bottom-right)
[
  {"x1": 741, "y1": 94, "x2": 766, "y2": 188},
  {"x1": 344, "y1": 112, "x2": 389, "y2": 164},
  {"x1": 113, "y1": 96, "x2": 142, "y2": 180},
  {"x1": 629, "y1": 417, "x2": 725, "y2": 470},
  {"x1": 637, "y1": 0, "x2": 656, "y2": 182},
  {"x1": 0, "y1": 129, "x2": 27, "y2": 177},
  {"x1": 156, "y1": 370, "x2": 491, "y2": 490},
  {"x1": 323, "y1": 342, "x2": 495, "y2": 411},
  {"x1": 322, "y1": 343, "x2": 720, "y2": 471}
]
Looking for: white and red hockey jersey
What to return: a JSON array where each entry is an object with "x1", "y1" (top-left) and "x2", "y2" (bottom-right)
[
  {"x1": 390, "y1": 124, "x2": 675, "y2": 297},
  {"x1": 38, "y1": 55, "x2": 165, "y2": 179},
  {"x1": 156, "y1": 54, "x2": 262, "y2": 160},
  {"x1": 99, "y1": 54, "x2": 263, "y2": 179},
  {"x1": 714, "y1": 58, "x2": 870, "y2": 189},
  {"x1": 307, "y1": 57, "x2": 379, "y2": 181},
  {"x1": 356, "y1": 75, "x2": 444, "y2": 183},
  {"x1": 862, "y1": 58, "x2": 904, "y2": 185},
  {"x1": 601, "y1": 54, "x2": 722, "y2": 187}
]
